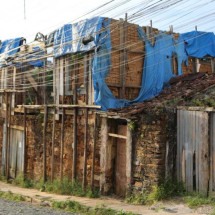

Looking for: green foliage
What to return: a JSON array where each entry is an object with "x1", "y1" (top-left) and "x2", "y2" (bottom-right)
[
  {"x1": 0, "y1": 191, "x2": 26, "y2": 202},
  {"x1": 147, "y1": 179, "x2": 185, "y2": 203},
  {"x1": 52, "y1": 200, "x2": 136, "y2": 215},
  {"x1": 191, "y1": 98, "x2": 215, "y2": 107},
  {"x1": 128, "y1": 121, "x2": 137, "y2": 131},
  {"x1": 126, "y1": 190, "x2": 148, "y2": 205},
  {"x1": 35, "y1": 177, "x2": 100, "y2": 198},
  {"x1": 12, "y1": 174, "x2": 33, "y2": 188},
  {"x1": 184, "y1": 194, "x2": 215, "y2": 208},
  {"x1": 127, "y1": 178, "x2": 185, "y2": 205}
]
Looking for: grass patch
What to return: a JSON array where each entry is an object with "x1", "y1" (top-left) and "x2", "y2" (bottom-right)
[
  {"x1": 52, "y1": 200, "x2": 136, "y2": 215},
  {"x1": 0, "y1": 191, "x2": 26, "y2": 202},
  {"x1": 12, "y1": 174, "x2": 33, "y2": 188},
  {"x1": 43, "y1": 178, "x2": 100, "y2": 198},
  {"x1": 9, "y1": 175, "x2": 99, "y2": 198},
  {"x1": 184, "y1": 194, "x2": 215, "y2": 208},
  {"x1": 127, "y1": 178, "x2": 185, "y2": 205}
]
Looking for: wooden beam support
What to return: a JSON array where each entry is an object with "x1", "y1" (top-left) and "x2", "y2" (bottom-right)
[
  {"x1": 5, "y1": 93, "x2": 9, "y2": 180},
  {"x1": 51, "y1": 108, "x2": 56, "y2": 182},
  {"x1": 72, "y1": 107, "x2": 77, "y2": 182},
  {"x1": 108, "y1": 133, "x2": 127, "y2": 139},
  {"x1": 91, "y1": 113, "x2": 97, "y2": 190},
  {"x1": 60, "y1": 108, "x2": 65, "y2": 181},
  {"x1": 23, "y1": 107, "x2": 27, "y2": 179},
  {"x1": 43, "y1": 106, "x2": 48, "y2": 183}
]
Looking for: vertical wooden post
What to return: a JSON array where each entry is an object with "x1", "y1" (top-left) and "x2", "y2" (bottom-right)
[
  {"x1": 192, "y1": 58, "x2": 197, "y2": 73},
  {"x1": 43, "y1": 106, "x2": 48, "y2": 183},
  {"x1": 7, "y1": 93, "x2": 12, "y2": 178},
  {"x1": 60, "y1": 108, "x2": 65, "y2": 181},
  {"x1": 211, "y1": 58, "x2": 215, "y2": 73},
  {"x1": 12, "y1": 67, "x2": 16, "y2": 115},
  {"x1": 72, "y1": 57, "x2": 78, "y2": 182},
  {"x1": 91, "y1": 113, "x2": 97, "y2": 190},
  {"x1": 119, "y1": 18, "x2": 124, "y2": 98},
  {"x1": 23, "y1": 107, "x2": 27, "y2": 179},
  {"x1": 83, "y1": 54, "x2": 89, "y2": 189},
  {"x1": 43, "y1": 59, "x2": 47, "y2": 105},
  {"x1": 5, "y1": 93, "x2": 8, "y2": 179},
  {"x1": 126, "y1": 123, "x2": 132, "y2": 195},
  {"x1": 51, "y1": 108, "x2": 55, "y2": 182}
]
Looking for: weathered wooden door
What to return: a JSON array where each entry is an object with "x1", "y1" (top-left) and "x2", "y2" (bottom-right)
[
  {"x1": 9, "y1": 128, "x2": 24, "y2": 178},
  {"x1": 177, "y1": 110, "x2": 209, "y2": 194},
  {"x1": 115, "y1": 125, "x2": 127, "y2": 197}
]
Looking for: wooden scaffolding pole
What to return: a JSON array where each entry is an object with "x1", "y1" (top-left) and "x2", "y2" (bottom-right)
[
  {"x1": 83, "y1": 54, "x2": 89, "y2": 189},
  {"x1": 51, "y1": 108, "x2": 56, "y2": 182},
  {"x1": 91, "y1": 113, "x2": 97, "y2": 190},
  {"x1": 43, "y1": 106, "x2": 48, "y2": 183},
  {"x1": 72, "y1": 57, "x2": 78, "y2": 181},
  {"x1": 60, "y1": 108, "x2": 65, "y2": 181}
]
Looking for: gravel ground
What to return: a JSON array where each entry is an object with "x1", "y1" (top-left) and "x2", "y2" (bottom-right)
[{"x1": 0, "y1": 198, "x2": 73, "y2": 215}]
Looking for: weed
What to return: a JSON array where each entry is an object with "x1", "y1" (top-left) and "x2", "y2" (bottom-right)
[
  {"x1": 147, "y1": 179, "x2": 185, "y2": 203},
  {"x1": 127, "y1": 178, "x2": 185, "y2": 205},
  {"x1": 12, "y1": 174, "x2": 33, "y2": 188},
  {"x1": 126, "y1": 190, "x2": 148, "y2": 205},
  {"x1": 0, "y1": 191, "x2": 26, "y2": 202},
  {"x1": 184, "y1": 194, "x2": 215, "y2": 208},
  {"x1": 34, "y1": 177, "x2": 100, "y2": 198},
  {"x1": 52, "y1": 200, "x2": 136, "y2": 215}
]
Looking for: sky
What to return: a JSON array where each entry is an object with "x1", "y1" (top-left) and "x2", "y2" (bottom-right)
[{"x1": 0, "y1": 0, "x2": 215, "y2": 43}]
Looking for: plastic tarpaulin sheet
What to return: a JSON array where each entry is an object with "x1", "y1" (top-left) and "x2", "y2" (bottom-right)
[
  {"x1": 93, "y1": 27, "x2": 186, "y2": 109},
  {"x1": 180, "y1": 31, "x2": 215, "y2": 58},
  {"x1": 0, "y1": 38, "x2": 23, "y2": 56},
  {"x1": 92, "y1": 18, "x2": 129, "y2": 109},
  {"x1": 0, "y1": 38, "x2": 23, "y2": 67},
  {"x1": 53, "y1": 16, "x2": 215, "y2": 110},
  {"x1": 54, "y1": 17, "x2": 103, "y2": 57}
]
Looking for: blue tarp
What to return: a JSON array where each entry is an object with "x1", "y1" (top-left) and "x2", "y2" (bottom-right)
[
  {"x1": 54, "y1": 17, "x2": 103, "y2": 57},
  {"x1": 53, "y1": 18, "x2": 215, "y2": 110},
  {"x1": 180, "y1": 31, "x2": 215, "y2": 58},
  {"x1": 0, "y1": 38, "x2": 23, "y2": 56}
]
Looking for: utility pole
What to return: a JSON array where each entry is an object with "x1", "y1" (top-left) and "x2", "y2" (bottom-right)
[{"x1": 24, "y1": 0, "x2": 26, "y2": 20}]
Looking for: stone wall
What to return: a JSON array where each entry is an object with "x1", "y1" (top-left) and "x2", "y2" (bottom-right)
[
  {"x1": 0, "y1": 110, "x2": 100, "y2": 188},
  {"x1": 131, "y1": 108, "x2": 177, "y2": 192}
]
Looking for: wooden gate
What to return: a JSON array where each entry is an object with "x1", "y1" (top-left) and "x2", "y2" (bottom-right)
[
  {"x1": 177, "y1": 110, "x2": 209, "y2": 194},
  {"x1": 9, "y1": 128, "x2": 24, "y2": 178}
]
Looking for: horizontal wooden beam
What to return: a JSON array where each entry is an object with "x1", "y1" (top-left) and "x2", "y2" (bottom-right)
[
  {"x1": 107, "y1": 83, "x2": 142, "y2": 89},
  {"x1": 17, "y1": 104, "x2": 101, "y2": 109},
  {"x1": 0, "y1": 89, "x2": 25, "y2": 93},
  {"x1": 108, "y1": 133, "x2": 127, "y2": 139}
]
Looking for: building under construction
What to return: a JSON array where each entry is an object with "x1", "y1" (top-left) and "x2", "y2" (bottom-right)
[{"x1": 0, "y1": 16, "x2": 214, "y2": 197}]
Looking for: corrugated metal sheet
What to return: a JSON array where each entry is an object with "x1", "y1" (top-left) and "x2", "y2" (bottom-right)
[{"x1": 177, "y1": 110, "x2": 209, "y2": 195}]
